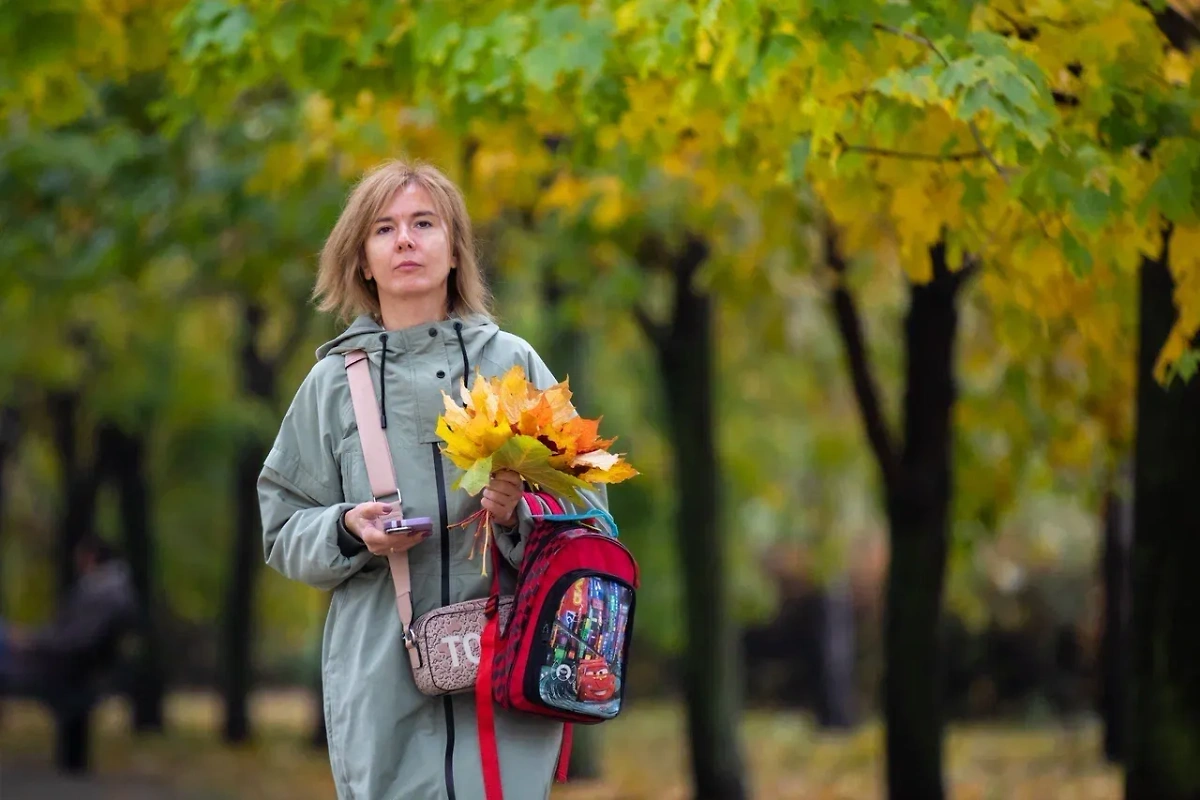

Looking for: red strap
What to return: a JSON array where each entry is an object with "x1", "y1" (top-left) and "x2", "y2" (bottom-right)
[
  {"x1": 522, "y1": 490, "x2": 564, "y2": 516},
  {"x1": 477, "y1": 611, "x2": 504, "y2": 800},
  {"x1": 555, "y1": 723, "x2": 573, "y2": 783},
  {"x1": 477, "y1": 490, "x2": 569, "y2": 800}
]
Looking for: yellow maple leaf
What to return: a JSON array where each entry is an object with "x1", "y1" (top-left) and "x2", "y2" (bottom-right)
[
  {"x1": 541, "y1": 381, "x2": 576, "y2": 426},
  {"x1": 437, "y1": 365, "x2": 637, "y2": 502},
  {"x1": 441, "y1": 393, "x2": 472, "y2": 429},
  {"x1": 435, "y1": 417, "x2": 485, "y2": 470},
  {"x1": 578, "y1": 460, "x2": 640, "y2": 484},
  {"x1": 498, "y1": 365, "x2": 531, "y2": 424},
  {"x1": 517, "y1": 396, "x2": 554, "y2": 437},
  {"x1": 561, "y1": 416, "x2": 616, "y2": 453}
]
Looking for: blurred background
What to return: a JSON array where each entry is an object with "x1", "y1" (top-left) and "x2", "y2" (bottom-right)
[{"x1": 1, "y1": 1, "x2": 1199, "y2": 798}]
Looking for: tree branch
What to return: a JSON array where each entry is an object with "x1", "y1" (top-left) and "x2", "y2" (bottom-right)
[
  {"x1": 954, "y1": 252, "x2": 983, "y2": 289},
  {"x1": 632, "y1": 304, "x2": 668, "y2": 348},
  {"x1": 1150, "y1": 1, "x2": 1200, "y2": 51},
  {"x1": 991, "y1": 8, "x2": 1040, "y2": 40},
  {"x1": 872, "y1": 23, "x2": 1015, "y2": 182},
  {"x1": 836, "y1": 134, "x2": 986, "y2": 163},
  {"x1": 824, "y1": 226, "x2": 899, "y2": 490},
  {"x1": 674, "y1": 235, "x2": 709, "y2": 283},
  {"x1": 874, "y1": 24, "x2": 951, "y2": 62},
  {"x1": 632, "y1": 233, "x2": 709, "y2": 348},
  {"x1": 269, "y1": 292, "x2": 317, "y2": 376}
]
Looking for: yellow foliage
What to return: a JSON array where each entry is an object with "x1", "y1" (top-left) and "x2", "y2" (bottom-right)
[
  {"x1": 1154, "y1": 226, "x2": 1200, "y2": 382},
  {"x1": 437, "y1": 365, "x2": 636, "y2": 494}
]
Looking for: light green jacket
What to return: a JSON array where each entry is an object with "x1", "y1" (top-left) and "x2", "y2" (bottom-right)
[{"x1": 258, "y1": 314, "x2": 606, "y2": 800}]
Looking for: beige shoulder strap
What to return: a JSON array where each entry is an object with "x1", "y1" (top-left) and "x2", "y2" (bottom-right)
[{"x1": 343, "y1": 350, "x2": 417, "y2": 660}]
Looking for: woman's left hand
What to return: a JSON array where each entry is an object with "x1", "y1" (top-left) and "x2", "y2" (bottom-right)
[{"x1": 481, "y1": 469, "x2": 522, "y2": 527}]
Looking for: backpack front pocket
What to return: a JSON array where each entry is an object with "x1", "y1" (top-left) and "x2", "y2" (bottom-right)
[{"x1": 527, "y1": 572, "x2": 635, "y2": 720}]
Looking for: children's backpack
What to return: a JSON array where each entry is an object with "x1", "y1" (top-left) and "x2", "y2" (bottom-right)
[{"x1": 476, "y1": 491, "x2": 640, "y2": 800}]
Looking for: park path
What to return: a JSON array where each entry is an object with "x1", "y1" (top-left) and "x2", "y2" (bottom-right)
[{"x1": 0, "y1": 764, "x2": 208, "y2": 800}]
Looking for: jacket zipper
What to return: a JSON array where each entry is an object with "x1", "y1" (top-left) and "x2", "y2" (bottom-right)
[{"x1": 432, "y1": 445, "x2": 457, "y2": 800}]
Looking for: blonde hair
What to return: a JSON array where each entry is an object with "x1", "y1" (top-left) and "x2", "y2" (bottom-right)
[{"x1": 314, "y1": 159, "x2": 493, "y2": 323}]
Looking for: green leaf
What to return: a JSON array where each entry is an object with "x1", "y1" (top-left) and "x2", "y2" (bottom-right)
[
  {"x1": 966, "y1": 30, "x2": 1014, "y2": 59},
  {"x1": 873, "y1": 64, "x2": 937, "y2": 104},
  {"x1": 490, "y1": 435, "x2": 592, "y2": 503},
  {"x1": 455, "y1": 454, "x2": 494, "y2": 496},
  {"x1": 1142, "y1": 167, "x2": 1195, "y2": 221},
  {"x1": 1169, "y1": 349, "x2": 1200, "y2": 385},
  {"x1": 1061, "y1": 229, "x2": 1093, "y2": 277},
  {"x1": 995, "y1": 71, "x2": 1039, "y2": 116},
  {"x1": 212, "y1": 6, "x2": 254, "y2": 55},
  {"x1": 937, "y1": 56, "x2": 985, "y2": 96},
  {"x1": 1071, "y1": 186, "x2": 1113, "y2": 231},
  {"x1": 788, "y1": 135, "x2": 811, "y2": 184},
  {"x1": 267, "y1": 3, "x2": 308, "y2": 61},
  {"x1": 960, "y1": 171, "x2": 988, "y2": 212}
]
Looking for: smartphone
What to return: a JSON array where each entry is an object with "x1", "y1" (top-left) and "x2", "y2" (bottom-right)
[{"x1": 383, "y1": 516, "x2": 433, "y2": 536}]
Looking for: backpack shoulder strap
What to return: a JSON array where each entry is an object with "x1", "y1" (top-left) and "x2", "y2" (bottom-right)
[{"x1": 343, "y1": 350, "x2": 417, "y2": 656}]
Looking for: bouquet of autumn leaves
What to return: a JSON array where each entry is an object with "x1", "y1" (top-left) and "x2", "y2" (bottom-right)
[{"x1": 436, "y1": 365, "x2": 637, "y2": 572}]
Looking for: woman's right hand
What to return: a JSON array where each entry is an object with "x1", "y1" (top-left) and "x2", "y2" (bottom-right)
[{"x1": 344, "y1": 502, "x2": 431, "y2": 556}]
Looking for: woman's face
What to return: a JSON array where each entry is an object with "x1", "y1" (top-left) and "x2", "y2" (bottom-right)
[{"x1": 363, "y1": 183, "x2": 454, "y2": 308}]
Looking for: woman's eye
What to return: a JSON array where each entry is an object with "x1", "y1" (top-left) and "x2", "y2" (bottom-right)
[
  {"x1": 416, "y1": 220, "x2": 432, "y2": 228},
  {"x1": 376, "y1": 225, "x2": 393, "y2": 235}
]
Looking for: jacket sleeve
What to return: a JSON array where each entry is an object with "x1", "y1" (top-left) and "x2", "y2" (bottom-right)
[
  {"x1": 259, "y1": 372, "x2": 373, "y2": 592},
  {"x1": 493, "y1": 347, "x2": 610, "y2": 568}
]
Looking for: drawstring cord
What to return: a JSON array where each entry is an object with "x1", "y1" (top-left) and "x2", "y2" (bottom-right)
[
  {"x1": 378, "y1": 324, "x2": 465, "y2": 422},
  {"x1": 454, "y1": 322, "x2": 470, "y2": 391},
  {"x1": 379, "y1": 333, "x2": 388, "y2": 429}
]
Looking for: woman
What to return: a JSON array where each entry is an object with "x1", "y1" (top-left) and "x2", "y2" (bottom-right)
[{"x1": 259, "y1": 160, "x2": 606, "y2": 800}]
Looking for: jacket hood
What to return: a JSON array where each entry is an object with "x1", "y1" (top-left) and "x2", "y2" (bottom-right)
[{"x1": 315, "y1": 313, "x2": 499, "y2": 360}]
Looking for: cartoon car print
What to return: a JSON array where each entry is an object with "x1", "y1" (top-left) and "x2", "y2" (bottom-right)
[{"x1": 576, "y1": 657, "x2": 616, "y2": 702}]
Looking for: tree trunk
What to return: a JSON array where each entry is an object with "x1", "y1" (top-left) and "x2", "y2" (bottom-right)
[
  {"x1": 828, "y1": 237, "x2": 970, "y2": 800},
  {"x1": 101, "y1": 422, "x2": 166, "y2": 732},
  {"x1": 312, "y1": 670, "x2": 328, "y2": 749},
  {"x1": 48, "y1": 392, "x2": 102, "y2": 772},
  {"x1": 817, "y1": 575, "x2": 857, "y2": 729},
  {"x1": 1126, "y1": 233, "x2": 1200, "y2": 799},
  {"x1": 884, "y1": 245, "x2": 965, "y2": 800},
  {"x1": 0, "y1": 406, "x2": 21, "y2": 610},
  {"x1": 542, "y1": 272, "x2": 603, "y2": 781},
  {"x1": 1099, "y1": 464, "x2": 1132, "y2": 764},
  {"x1": 310, "y1": 592, "x2": 330, "y2": 749},
  {"x1": 49, "y1": 392, "x2": 100, "y2": 601},
  {"x1": 223, "y1": 302, "x2": 275, "y2": 743},
  {"x1": 640, "y1": 237, "x2": 748, "y2": 800}
]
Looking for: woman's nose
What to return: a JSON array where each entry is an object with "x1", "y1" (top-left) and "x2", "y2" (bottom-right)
[{"x1": 396, "y1": 228, "x2": 415, "y2": 249}]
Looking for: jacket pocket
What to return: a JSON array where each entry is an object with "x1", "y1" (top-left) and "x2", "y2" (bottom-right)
[{"x1": 337, "y1": 434, "x2": 372, "y2": 504}]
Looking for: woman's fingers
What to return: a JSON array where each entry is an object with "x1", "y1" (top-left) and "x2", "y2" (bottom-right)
[
  {"x1": 360, "y1": 525, "x2": 429, "y2": 556},
  {"x1": 485, "y1": 479, "x2": 521, "y2": 501},
  {"x1": 482, "y1": 485, "x2": 520, "y2": 526},
  {"x1": 490, "y1": 469, "x2": 522, "y2": 491},
  {"x1": 361, "y1": 502, "x2": 396, "y2": 521}
]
